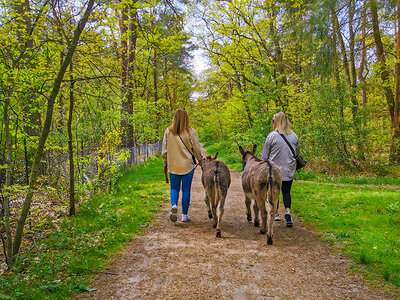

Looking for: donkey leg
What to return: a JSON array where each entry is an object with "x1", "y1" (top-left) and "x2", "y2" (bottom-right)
[
  {"x1": 259, "y1": 205, "x2": 267, "y2": 235},
  {"x1": 266, "y1": 202, "x2": 274, "y2": 245},
  {"x1": 245, "y1": 196, "x2": 252, "y2": 222},
  {"x1": 204, "y1": 195, "x2": 213, "y2": 220},
  {"x1": 253, "y1": 200, "x2": 260, "y2": 228},
  {"x1": 255, "y1": 193, "x2": 267, "y2": 234},
  {"x1": 216, "y1": 198, "x2": 225, "y2": 238},
  {"x1": 210, "y1": 190, "x2": 218, "y2": 228},
  {"x1": 266, "y1": 184, "x2": 280, "y2": 245}
]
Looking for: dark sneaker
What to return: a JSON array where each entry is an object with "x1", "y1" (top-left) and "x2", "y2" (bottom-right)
[
  {"x1": 285, "y1": 213, "x2": 293, "y2": 228},
  {"x1": 170, "y1": 205, "x2": 178, "y2": 222},
  {"x1": 274, "y1": 213, "x2": 281, "y2": 221}
]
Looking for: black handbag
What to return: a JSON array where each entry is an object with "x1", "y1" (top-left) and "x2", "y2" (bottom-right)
[{"x1": 279, "y1": 134, "x2": 307, "y2": 170}]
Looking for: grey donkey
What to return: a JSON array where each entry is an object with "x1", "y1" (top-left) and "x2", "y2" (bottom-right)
[
  {"x1": 201, "y1": 153, "x2": 231, "y2": 237},
  {"x1": 239, "y1": 145, "x2": 282, "y2": 245}
]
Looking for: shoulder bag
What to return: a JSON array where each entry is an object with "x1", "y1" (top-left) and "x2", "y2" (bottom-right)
[
  {"x1": 178, "y1": 133, "x2": 197, "y2": 165},
  {"x1": 279, "y1": 134, "x2": 307, "y2": 170}
]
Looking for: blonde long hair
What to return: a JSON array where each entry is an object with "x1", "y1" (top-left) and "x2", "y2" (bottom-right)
[
  {"x1": 274, "y1": 111, "x2": 293, "y2": 135},
  {"x1": 169, "y1": 108, "x2": 190, "y2": 135}
]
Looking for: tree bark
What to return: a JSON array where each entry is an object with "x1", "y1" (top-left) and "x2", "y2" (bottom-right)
[
  {"x1": 117, "y1": 1, "x2": 130, "y2": 148},
  {"x1": 392, "y1": 0, "x2": 400, "y2": 164},
  {"x1": 14, "y1": 0, "x2": 41, "y2": 137},
  {"x1": 68, "y1": 61, "x2": 75, "y2": 216},
  {"x1": 358, "y1": 0, "x2": 368, "y2": 105},
  {"x1": 3, "y1": 93, "x2": 13, "y2": 263},
  {"x1": 370, "y1": 0, "x2": 399, "y2": 163},
  {"x1": 331, "y1": 7, "x2": 351, "y2": 88},
  {"x1": 10, "y1": 0, "x2": 95, "y2": 264},
  {"x1": 126, "y1": 2, "x2": 138, "y2": 148},
  {"x1": 370, "y1": 0, "x2": 395, "y2": 120}
]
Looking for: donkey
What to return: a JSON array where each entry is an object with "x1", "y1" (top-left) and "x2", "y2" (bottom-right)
[
  {"x1": 239, "y1": 145, "x2": 282, "y2": 245},
  {"x1": 201, "y1": 153, "x2": 231, "y2": 237}
]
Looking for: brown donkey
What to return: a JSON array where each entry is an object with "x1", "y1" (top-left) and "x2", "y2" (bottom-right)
[
  {"x1": 239, "y1": 145, "x2": 282, "y2": 245},
  {"x1": 201, "y1": 153, "x2": 231, "y2": 237}
]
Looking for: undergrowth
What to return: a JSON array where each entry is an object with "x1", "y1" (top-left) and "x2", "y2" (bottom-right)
[{"x1": 0, "y1": 157, "x2": 168, "y2": 300}]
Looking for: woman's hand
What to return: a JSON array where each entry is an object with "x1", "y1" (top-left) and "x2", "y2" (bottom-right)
[{"x1": 164, "y1": 165, "x2": 169, "y2": 183}]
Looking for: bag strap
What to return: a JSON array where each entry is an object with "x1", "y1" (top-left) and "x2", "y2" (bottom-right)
[
  {"x1": 178, "y1": 133, "x2": 197, "y2": 163},
  {"x1": 279, "y1": 133, "x2": 297, "y2": 159}
]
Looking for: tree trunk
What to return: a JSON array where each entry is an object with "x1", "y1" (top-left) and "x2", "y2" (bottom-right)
[
  {"x1": 14, "y1": 0, "x2": 41, "y2": 137},
  {"x1": 125, "y1": 2, "x2": 138, "y2": 149},
  {"x1": 370, "y1": 0, "x2": 399, "y2": 163},
  {"x1": 68, "y1": 61, "x2": 75, "y2": 216},
  {"x1": 117, "y1": 1, "x2": 130, "y2": 148},
  {"x1": 392, "y1": 0, "x2": 400, "y2": 164},
  {"x1": 370, "y1": 0, "x2": 395, "y2": 120},
  {"x1": 10, "y1": 0, "x2": 95, "y2": 264},
  {"x1": 331, "y1": 7, "x2": 351, "y2": 88},
  {"x1": 358, "y1": 0, "x2": 368, "y2": 105},
  {"x1": 3, "y1": 93, "x2": 13, "y2": 263},
  {"x1": 268, "y1": 3, "x2": 286, "y2": 108},
  {"x1": 331, "y1": 6, "x2": 350, "y2": 159}
]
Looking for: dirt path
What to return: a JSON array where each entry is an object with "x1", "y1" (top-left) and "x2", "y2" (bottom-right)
[{"x1": 78, "y1": 167, "x2": 393, "y2": 300}]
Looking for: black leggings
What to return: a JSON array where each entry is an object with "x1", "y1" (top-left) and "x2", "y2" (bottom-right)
[{"x1": 277, "y1": 180, "x2": 293, "y2": 210}]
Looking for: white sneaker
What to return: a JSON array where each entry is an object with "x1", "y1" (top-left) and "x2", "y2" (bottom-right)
[
  {"x1": 182, "y1": 214, "x2": 191, "y2": 222},
  {"x1": 170, "y1": 205, "x2": 177, "y2": 222},
  {"x1": 274, "y1": 213, "x2": 281, "y2": 221}
]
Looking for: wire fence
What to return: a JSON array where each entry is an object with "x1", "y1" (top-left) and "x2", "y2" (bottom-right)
[{"x1": 122, "y1": 140, "x2": 163, "y2": 165}]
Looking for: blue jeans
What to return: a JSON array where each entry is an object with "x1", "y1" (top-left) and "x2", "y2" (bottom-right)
[{"x1": 169, "y1": 169, "x2": 195, "y2": 215}]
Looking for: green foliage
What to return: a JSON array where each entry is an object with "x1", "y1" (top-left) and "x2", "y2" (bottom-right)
[
  {"x1": 293, "y1": 182, "x2": 400, "y2": 288},
  {"x1": 189, "y1": 0, "x2": 400, "y2": 174},
  {"x1": 0, "y1": 157, "x2": 168, "y2": 299}
]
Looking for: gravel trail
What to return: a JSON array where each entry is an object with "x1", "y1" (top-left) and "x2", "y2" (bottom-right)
[{"x1": 78, "y1": 166, "x2": 393, "y2": 300}]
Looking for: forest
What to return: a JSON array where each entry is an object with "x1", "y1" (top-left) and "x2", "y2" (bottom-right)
[{"x1": 0, "y1": 0, "x2": 399, "y2": 298}]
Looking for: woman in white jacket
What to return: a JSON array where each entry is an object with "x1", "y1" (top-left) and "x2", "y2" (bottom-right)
[
  {"x1": 162, "y1": 108, "x2": 203, "y2": 222},
  {"x1": 260, "y1": 111, "x2": 299, "y2": 227}
]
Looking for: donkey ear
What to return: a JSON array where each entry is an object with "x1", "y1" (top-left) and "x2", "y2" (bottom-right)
[
  {"x1": 252, "y1": 144, "x2": 257, "y2": 155},
  {"x1": 214, "y1": 152, "x2": 218, "y2": 159},
  {"x1": 239, "y1": 146, "x2": 244, "y2": 155}
]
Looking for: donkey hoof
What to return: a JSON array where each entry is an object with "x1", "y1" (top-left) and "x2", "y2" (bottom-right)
[
  {"x1": 254, "y1": 220, "x2": 260, "y2": 227},
  {"x1": 247, "y1": 214, "x2": 252, "y2": 222},
  {"x1": 208, "y1": 210, "x2": 213, "y2": 219},
  {"x1": 216, "y1": 231, "x2": 221, "y2": 238},
  {"x1": 213, "y1": 224, "x2": 217, "y2": 228},
  {"x1": 260, "y1": 229, "x2": 266, "y2": 235},
  {"x1": 267, "y1": 237, "x2": 273, "y2": 245}
]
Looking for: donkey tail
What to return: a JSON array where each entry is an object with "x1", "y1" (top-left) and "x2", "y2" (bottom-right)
[
  {"x1": 266, "y1": 160, "x2": 274, "y2": 202},
  {"x1": 213, "y1": 162, "x2": 222, "y2": 206}
]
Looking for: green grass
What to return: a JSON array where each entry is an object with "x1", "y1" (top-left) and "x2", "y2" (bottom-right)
[
  {"x1": 293, "y1": 181, "x2": 400, "y2": 291},
  {"x1": 0, "y1": 157, "x2": 168, "y2": 300},
  {"x1": 297, "y1": 170, "x2": 400, "y2": 186}
]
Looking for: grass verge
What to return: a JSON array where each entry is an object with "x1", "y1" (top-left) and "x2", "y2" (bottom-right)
[
  {"x1": 0, "y1": 156, "x2": 168, "y2": 300},
  {"x1": 293, "y1": 181, "x2": 399, "y2": 295}
]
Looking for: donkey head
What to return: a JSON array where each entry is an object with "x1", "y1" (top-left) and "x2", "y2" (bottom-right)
[
  {"x1": 201, "y1": 152, "x2": 218, "y2": 170},
  {"x1": 239, "y1": 144, "x2": 257, "y2": 171}
]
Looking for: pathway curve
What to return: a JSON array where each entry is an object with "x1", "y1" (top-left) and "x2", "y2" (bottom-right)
[{"x1": 78, "y1": 167, "x2": 393, "y2": 299}]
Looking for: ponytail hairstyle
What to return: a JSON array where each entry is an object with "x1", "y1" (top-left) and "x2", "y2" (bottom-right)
[
  {"x1": 273, "y1": 111, "x2": 293, "y2": 135},
  {"x1": 169, "y1": 108, "x2": 190, "y2": 135}
]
